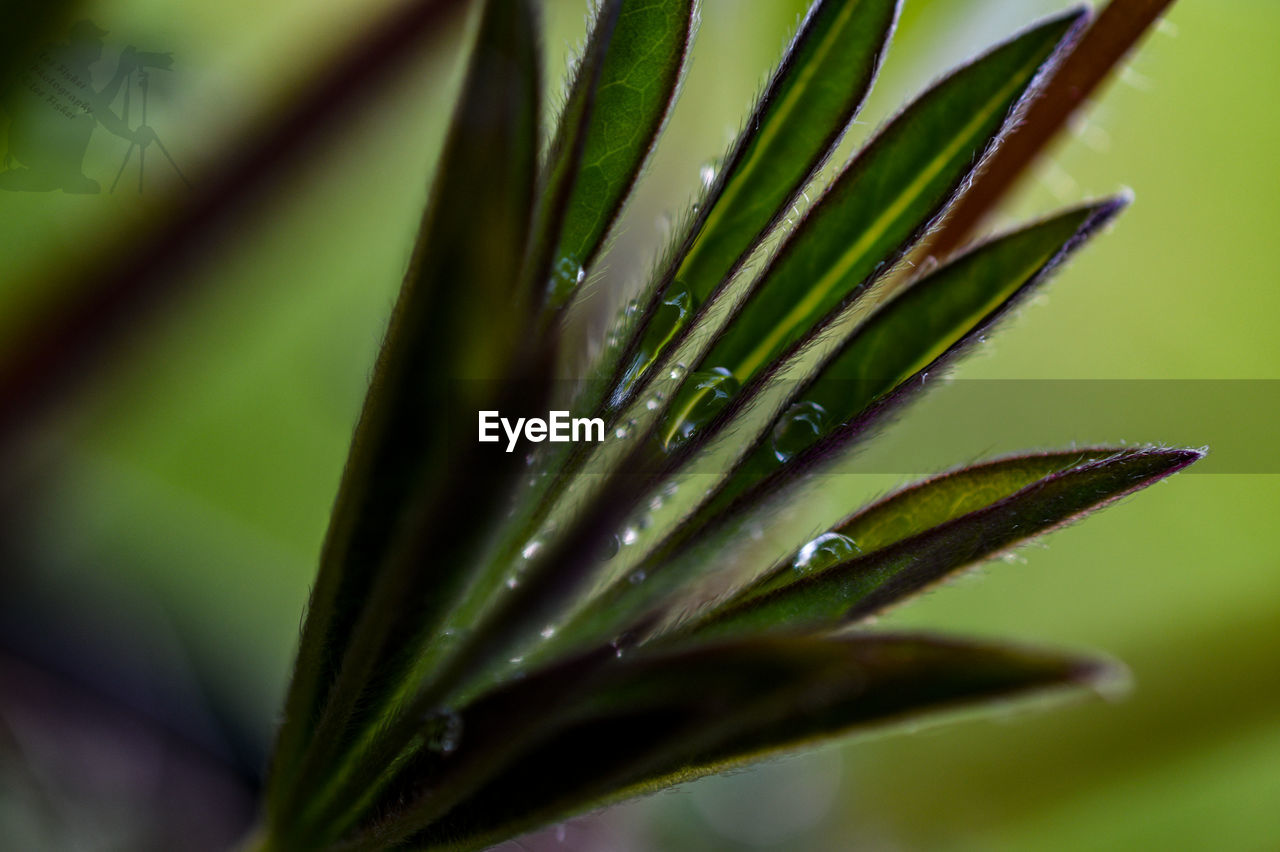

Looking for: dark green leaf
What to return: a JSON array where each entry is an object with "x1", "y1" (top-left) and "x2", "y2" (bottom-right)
[
  {"x1": 677, "y1": 447, "x2": 1202, "y2": 642},
  {"x1": 385, "y1": 634, "x2": 1110, "y2": 852},
  {"x1": 930, "y1": 0, "x2": 1177, "y2": 256},
  {"x1": 468, "y1": 0, "x2": 899, "y2": 654},
  {"x1": 267, "y1": 0, "x2": 543, "y2": 833},
  {"x1": 704, "y1": 198, "x2": 1128, "y2": 513},
  {"x1": 554, "y1": 199, "x2": 1123, "y2": 656},
  {"x1": 656, "y1": 8, "x2": 1086, "y2": 449},
  {"x1": 609, "y1": 0, "x2": 900, "y2": 395},
  {"x1": 546, "y1": 0, "x2": 696, "y2": 307},
  {"x1": 525, "y1": 0, "x2": 623, "y2": 310}
]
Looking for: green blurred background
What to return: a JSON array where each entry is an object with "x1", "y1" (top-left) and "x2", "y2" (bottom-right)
[{"x1": 2, "y1": 0, "x2": 1277, "y2": 849}]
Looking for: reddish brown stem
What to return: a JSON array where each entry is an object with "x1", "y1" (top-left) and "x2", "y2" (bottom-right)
[{"x1": 930, "y1": 0, "x2": 1176, "y2": 258}]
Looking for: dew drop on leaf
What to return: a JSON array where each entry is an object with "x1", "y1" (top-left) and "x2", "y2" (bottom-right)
[
  {"x1": 771, "y1": 400, "x2": 830, "y2": 463},
  {"x1": 700, "y1": 162, "x2": 716, "y2": 189},
  {"x1": 628, "y1": 569, "x2": 646, "y2": 585},
  {"x1": 792, "y1": 532, "x2": 861, "y2": 574},
  {"x1": 425, "y1": 710, "x2": 463, "y2": 755},
  {"x1": 666, "y1": 367, "x2": 739, "y2": 449},
  {"x1": 599, "y1": 533, "x2": 621, "y2": 562},
  {"x1": 614, "y1": 282, "x2": 698, "y2": 404},
  {"x1": 521, "y1": 539, "x2": 542, "y2": 559},
  {"x1": 548, "y1": 255, "x2": 585, "y2": 303}
]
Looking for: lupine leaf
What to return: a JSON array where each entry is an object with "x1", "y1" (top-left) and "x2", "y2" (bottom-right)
[
  {"x1": 387, "y1": 634, "x2": 1110, "y2": 852},
  {"x1": 267, "y1": 0, "x2": 543, "y2": 832},
  {"x1": 546, "y1": 0, "x2": 696, "y2": 307},
  {"x1": 608, "y1": 0, "x2": 900, "y2": 398},
  {"x1": 676, "y1": 448, "x2": 1202, "y2": 642},
  {"x1": 551, "y1": 199, "x2": 1123, "y2": 657},
  {"x1": 487, "y1": 14, "x2": 1094, "y2": 677},
  {"x1": 929, "y1": 0, "x2": 1178, "y2": 256},
  {"x1": 466, "y1": 0, "x2": 899, "y2": 647},
  {"x1": 655, "y1": 8, "x2": 1086, "y2": 450},
  {"x1": 699, "y1": 197, "x2": 1128, "y2": 516},
  {"x1": 525, "y1": 0, "x2": 623, "y2": 310}
]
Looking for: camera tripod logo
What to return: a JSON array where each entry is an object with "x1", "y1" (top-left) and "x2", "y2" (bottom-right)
[{"x1": 0, "y1": 20, "x2": 189, "y2": 194}]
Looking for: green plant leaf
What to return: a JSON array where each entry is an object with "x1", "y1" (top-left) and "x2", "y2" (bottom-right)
[
  {"x1": 551, "y1": 198, "x2": 1123, "y2": 657},
  {"x1": 546, "y1": 0, "x2": 696, "y2": 308},
  {"x1": 467, "y1": 0, "x2": 899, "y2": 649},
  {"x1": 929, "y1": 0, "x2": 1178, "y2": 256},
  {"x1": 608, "y1": 0, "x2": 900, "y2": 396},
  {"x1": 267, "y1": 0, "x2": 543, "y2": 832},
  {"x1": 675, "y1": 447, "x2": 1202, "y2": 642},
  {"x1": 700, "y1": 197, "x2": 1128, "y2": 516},
  {"x1": 382, "y1": 634, "x2": 1111, "y2": 852},
  {"x1": 656, "y1": 7, "x2": 1086, "y2": 450},
  {"x1": 524, "y1": 0, "x2": 623, "y2": 310}
]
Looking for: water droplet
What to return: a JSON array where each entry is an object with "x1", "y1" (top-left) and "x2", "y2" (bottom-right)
[
  {"x1": 625, "y1": 299, "x2": 639, "y2": 318},
  {"x1": 425, "y1": 710, "x2": 463, "y2": 755},
  {"x1": 599, "y1": 533, "x2": 621, "y2": 562},
  {"x1": 621, "y1": 526, "x2": 639, "y2": 546},
  {"x1": 540, "y1": 625, "x2": 557, "y2": 639},
  {"x1": 700, "y1": 163, "x2": 716, "y2": 189},
  {"x1": 648, "y1": 492, "x2": 665, "y2": 511},
  {"x1": 771, "y1": 400, "x2": 829, "y2": 464},
  {"x1": 509, "y1": 655, "x2": 524, "y2": 665},
  {"x1": 666, "y1": 367, "x2": 739, "y2": 449},
  {"x1": 792, "y1": 532, "x2": 860, "y2": 574},
  {"x1": 615, "y1": 282, "x2": 699, "y2": 402},
  {"x1": 521, "y1": 540, "x2": 542, "y2": 560},
  {"x1": 645, "y1": 391, "x2": 666, "y2": 411},
  {"x1": 669, "y1": 362, "x2": 688, "y2": 381},
  {"x1": 548, "y1": 255, "x2": 585, "y2": 302},
  {"x1": 505, "y1": 575, "x2": 519, "y2": 589},
  {"x1": 628, "y1": 569, "x2": 646, "y2": 585}
]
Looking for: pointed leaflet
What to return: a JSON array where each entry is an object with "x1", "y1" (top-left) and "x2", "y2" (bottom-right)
[
  {"x1": 656, "y1": 8, "x2": 1086, "y2": 449},
  {"x1": 608, "y1": 0, "x2": 900, "y2": 395},
  {"x1": 472, "y1": 0, "x2": 899, "y2": 641},
  {"x1": 525, "y1": 0, "x2": 622, "y2": 309},
  {"x1": 546, "y1": 0, "x2": 695, "y2": 307},
  {"x1": 929, "y1": 0, "x2": 1178, "y2": 256},
  {"x1": 482, "y1": 7, "x2": 1085, "y2": 665},
  {"x1": 267, "y1": 0, "x2": 541, "y2": 823},
  {"x1": 702, "y1": 198, "x2": 1128, "y2": 515},
  {"x1": 677, "y1": 448, "x2": 1202, "y2": 643},
  {"x1": 547, "y1": 199, "x2": 1122, "y2": 657},
  {"x1": 364, "y1": 634, "x2": 1109, "y2": 852}
]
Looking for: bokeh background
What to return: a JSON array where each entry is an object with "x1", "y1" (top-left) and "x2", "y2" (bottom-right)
[{"x1": 1, "y1": 0, "x2": 1277, "y2": 849}]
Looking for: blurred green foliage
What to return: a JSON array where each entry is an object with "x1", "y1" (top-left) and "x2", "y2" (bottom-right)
[{"x1": 2, "y1": 0, "x2": 1277, "y2": 849}]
